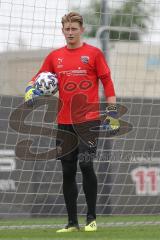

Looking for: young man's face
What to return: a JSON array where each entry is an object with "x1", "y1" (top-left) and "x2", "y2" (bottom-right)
[{"x1": 62, "y1": 21, "x2": 84, "y2": 47}]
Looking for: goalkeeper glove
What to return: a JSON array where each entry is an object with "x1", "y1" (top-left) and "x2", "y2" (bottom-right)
[
  {"x1": 103, "y1": 104, "x2": 120, "y2": 133},
  {"x1": 24, "y1": 83, "x2": 42, "y2": 106}
]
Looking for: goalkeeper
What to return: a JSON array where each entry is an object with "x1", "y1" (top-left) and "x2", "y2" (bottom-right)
[{"x1": 25, "y1": 12, "x2": 120, "y2": 232}]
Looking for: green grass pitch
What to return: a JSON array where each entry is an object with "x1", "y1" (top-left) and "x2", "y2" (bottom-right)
[{"x1": 0, "y1": 215, "x2": 160, "y2": 240}]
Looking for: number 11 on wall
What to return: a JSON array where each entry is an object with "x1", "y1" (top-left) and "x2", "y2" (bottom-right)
[{"x1": 131, "y1": 167, "x2": 160, "y2": 195}]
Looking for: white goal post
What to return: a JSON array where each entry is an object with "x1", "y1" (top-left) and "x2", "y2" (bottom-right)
[{"x1": 0, "y1": 0, "x2": 160, "y2": 229}]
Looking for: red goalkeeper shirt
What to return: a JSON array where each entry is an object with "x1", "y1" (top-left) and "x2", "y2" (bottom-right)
[{"x1": 31, "y1": 43, "x2": 115, "y2": 124}]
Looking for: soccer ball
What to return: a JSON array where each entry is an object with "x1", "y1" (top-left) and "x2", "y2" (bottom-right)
[{"x1": 34, "y1": 72, "x2": 58, "y2": 95}]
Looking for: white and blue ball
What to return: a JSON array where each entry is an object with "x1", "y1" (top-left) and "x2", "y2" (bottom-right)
[{"x1": 35, "y1": 72, "x2": 58, "y2": 95}]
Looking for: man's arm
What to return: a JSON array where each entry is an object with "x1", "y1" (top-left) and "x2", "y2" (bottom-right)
[
  {"x1": 24, "y1": 52, "x2": 54, "y2": 105},
  {"x1": 102, "y1": 95, "x2": 120, "y2": 132},
  {"x1": 30, "y1": 52, "x2": 54, "y2": 84},
  {"x1": 95, "y1": 50, "x2": 120, "y2": 132}
]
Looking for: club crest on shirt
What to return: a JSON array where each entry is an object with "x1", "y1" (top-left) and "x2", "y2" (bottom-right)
[{"x1": 81, "y1": 56, "x2": 89, "y2": 64}]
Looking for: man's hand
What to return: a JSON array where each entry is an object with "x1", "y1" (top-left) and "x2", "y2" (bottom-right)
[
  {"x1": 24, "y1": 85, "x2": 42, "y2": 106},
  {"x1": 103, "y1": 104, "x2": 120, "y2": 133}
]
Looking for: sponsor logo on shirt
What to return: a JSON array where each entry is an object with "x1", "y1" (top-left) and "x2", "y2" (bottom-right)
[
  {"x1": 57, "y1": 58, "x2": 64, "y2": 68},
  {"x1": 59, "y1": 69, "x2": 87, "y2": 77},
  {"x1": 81, "y1": 56, "x2": 89, "y2": 64},
  {"x1": 58, "y1": 58, "x2": 63, "y2": 63}
]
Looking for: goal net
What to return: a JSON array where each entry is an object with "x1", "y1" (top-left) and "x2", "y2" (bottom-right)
[{"x1": 0, "y1": 0, "x2": 160, "y2": 226}]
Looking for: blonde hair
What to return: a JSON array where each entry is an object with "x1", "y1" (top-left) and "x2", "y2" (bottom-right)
[{"x1": 61, "y1": 12, "x2": 83, "y2": 27}]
